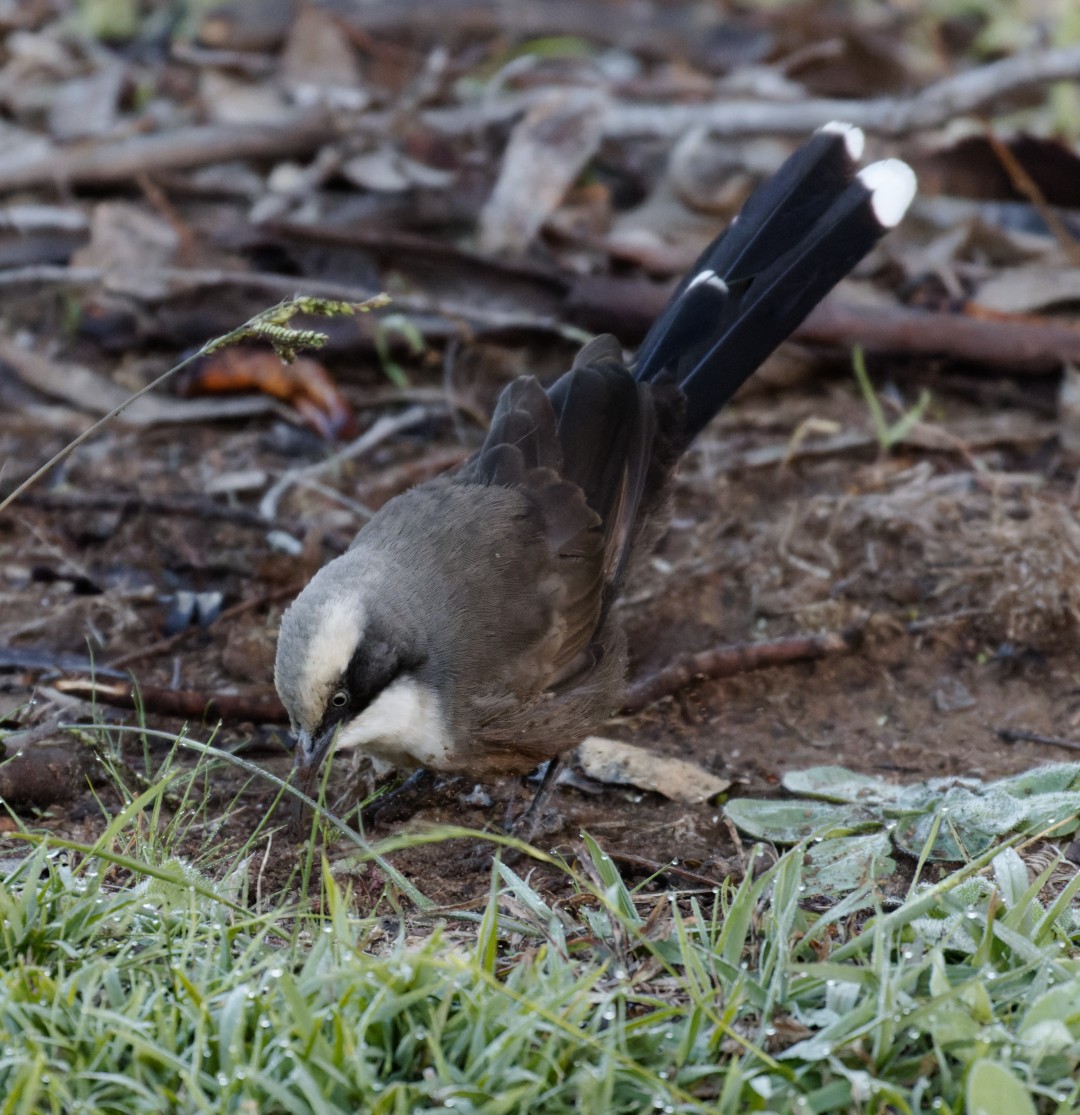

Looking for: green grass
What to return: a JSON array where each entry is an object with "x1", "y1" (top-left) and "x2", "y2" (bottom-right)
[{"x1": 1, "y1": 737, "x2": 1080, "y2": 1113}]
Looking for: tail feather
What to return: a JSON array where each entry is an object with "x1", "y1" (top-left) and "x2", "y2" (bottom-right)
[
  {"x1": 634, "y1": 121, "x2": 865, "y2": 383},
  {"x1": 633, "y1": 124, "x2": 915, "y2": 442}
]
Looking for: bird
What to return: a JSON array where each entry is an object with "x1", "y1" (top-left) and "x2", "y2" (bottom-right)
[{"x1": 274, "y1": 122, "x2": 916, "y2": 829}]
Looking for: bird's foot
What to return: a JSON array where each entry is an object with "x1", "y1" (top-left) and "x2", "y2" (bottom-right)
[
  {"x1": 360, "y1": 768, "x2": 442, "y2": 828},
  {"x1": 502, "y1": 758, "x2": 565, "y2": 843}
]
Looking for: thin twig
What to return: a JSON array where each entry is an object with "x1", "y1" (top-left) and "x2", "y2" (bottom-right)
[
  {"x1": 604, "y1": 850, "x2": 728, "y2": 889},
  {"x1": 996, "y1": 727, "x2": 1080, "y2": 753},
  {"x1": 106, "y1": 581, "x2": 306, "y2": 670},
  {"x1": 983, "y1": 126, "x2": 1080, "y2": 266},
  {"x1": 0, "y1": 294, "x2": 387, "y2": 516},
  {"x1": 258, "y1": 404, "x2": 434, "y2": 521},
  {"x1": 621, "y1": 628, "x2": 864, "y2": 714}
]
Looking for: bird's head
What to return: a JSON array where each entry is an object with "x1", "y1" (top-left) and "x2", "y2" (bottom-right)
[{"x1": 273, "y1": 556, "x2": 446, "y2": 802}]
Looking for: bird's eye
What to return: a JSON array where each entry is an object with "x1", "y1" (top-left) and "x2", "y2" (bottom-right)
[{"x1": 330, "y1": 689, "x2": 349, "y2": 709}]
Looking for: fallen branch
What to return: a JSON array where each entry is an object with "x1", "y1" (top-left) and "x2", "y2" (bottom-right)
[
  {"x1": 18, "y1": 489, "x2": 271, "y2": 528},
  {"x1": 797, "y1": 299, "x2": 1080, "y2": 372},
  {"x1": 0, "y1": 263, "x2": 591, "y2": 344},
  {"x1": 0, "y1": 645, "x2": 126, "y2": 677},
  {"x1": 621, "y1": 628, "x2": 864, "y2": 714},
  {"x1": 997, "y1": 726, "x2": 1080, "y2": 754},
  {"x1": 0, "y1": 108, "x2": 339, "y2": 193},
  {"x1": 53, "y1": 677, "x2": 288, "y2": 724},
  {"x1": 415, "y1": 43, "x2": 1080, "y2": 140}
]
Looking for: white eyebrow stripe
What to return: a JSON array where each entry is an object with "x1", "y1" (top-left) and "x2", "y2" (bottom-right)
[{"x1": 294, "y1": 597, "x2": 367, "y2": 726}]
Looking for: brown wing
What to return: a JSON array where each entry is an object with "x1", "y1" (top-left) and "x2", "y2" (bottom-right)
[{"x1": 458, "y1": 346, "x2": 662, "y2": 685}]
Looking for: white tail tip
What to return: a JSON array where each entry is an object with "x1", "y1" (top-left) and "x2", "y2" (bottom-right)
[
  {"x1": 819, "y1": 120, "x2": 865, "y2": 162},
  {"x1": 857, "y1": 158, "x2": 917, "y2": 228},
  {"x1": 686, "y1": 268, "x2": 729, "y2": 294}
]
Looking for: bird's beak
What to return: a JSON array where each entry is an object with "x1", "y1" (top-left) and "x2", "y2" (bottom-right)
[{"x1": 289, "y1": 725, "x2": 337, "y2": 835}]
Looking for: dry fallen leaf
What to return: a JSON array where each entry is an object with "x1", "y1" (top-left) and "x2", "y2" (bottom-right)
[
  {"x1": 177, "y1": 348, "x2": 356, "y2": 440},
  {"x1": 479, "y1": 87, "x2": 608, "y2": 255},
  {"x1": 576, "y1": 736, "x2": 730, "y2": 804}
]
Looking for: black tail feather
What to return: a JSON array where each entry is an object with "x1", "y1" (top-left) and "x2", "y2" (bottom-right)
[{"x1": 633, "y1": 123, "x2": 914, "y2": 443}]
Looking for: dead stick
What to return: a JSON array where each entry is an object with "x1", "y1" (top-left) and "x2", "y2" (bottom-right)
[
  {"x1": 0, "y1": 264, "x2": 589, "y2": 344},
  {"x1": 996, "y1": 727, "x2": 1080, "y2": 753},
  {"x1": 19, "y1": 490, "x2": 271, "y2": 528},
  {"x1": 411, "y1": 43, "x2": 1080, "y2": 140},
  {"x1": 0, "y1": 108, "x2": 339, "y2": 192},
  {"x1": 53, "y1": 677, "x2": 288, "y2": 724},
  {"x1": 12, "y1": 262, "x2": 1080, "y2": 372},
  {"x1": 622, "y1": 628, "x2": 863, "y2": 714},
  {"x1": 796, "y1": 300, "x2": 1080, "y2": 372}
]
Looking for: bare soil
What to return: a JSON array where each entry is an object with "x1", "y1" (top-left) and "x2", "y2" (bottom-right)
[{"x1": 4, "y1": 354, "x2": 1077, "y2": 911}]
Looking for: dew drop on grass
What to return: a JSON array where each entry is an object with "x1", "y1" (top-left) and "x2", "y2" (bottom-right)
[
  {"x1": 613, "y1": 967, "x2": 627, "y2": 980},
  {"x1": 259, "y1": 1018, "x2": 270, "y2": 1029},
  {"x1": 216, "y1": 1073, "x2": 229, "y2": 1086},
  {"x1": 602, "y1": 1007, "x2": 617, "y2": 1021}
]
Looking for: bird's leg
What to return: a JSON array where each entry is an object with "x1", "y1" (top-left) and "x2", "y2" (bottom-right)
[
  {"x1": 504, "y1": 757, "x2": 564, "y2": 842},
  {"x1": 361, "y1": 768, "x2": 440, "y2": 828}
]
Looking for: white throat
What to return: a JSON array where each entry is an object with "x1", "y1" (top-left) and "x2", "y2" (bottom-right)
[{"x1": 334, "y1": 676, "x2": 453, "y2": 771}]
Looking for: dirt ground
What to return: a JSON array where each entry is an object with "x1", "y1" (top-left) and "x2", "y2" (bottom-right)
[{"x1": 4, "y1": 345, "x2": 1079, "y2": 909}]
